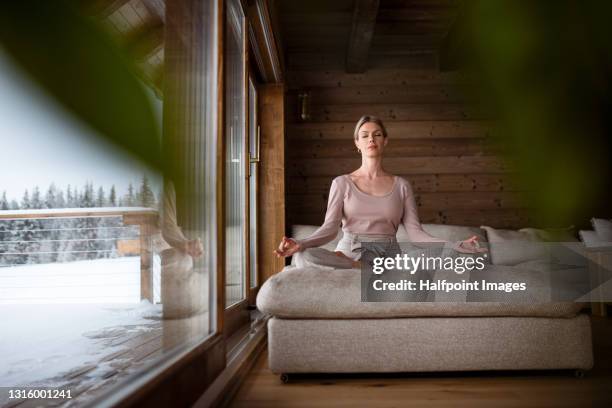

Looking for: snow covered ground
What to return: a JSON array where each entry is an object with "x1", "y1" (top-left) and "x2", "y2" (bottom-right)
[
  {"x1": 0, "y1": 301, "x2": 162, "y2": 388},
  {"x1": 0, "y1": 256, "x2": 161, "y2": 304},
  {"x1": 0, "y1": 257, "x2": 140, "y2": 304},
  {"x1": 0, "y1": 257, "x2": 164, "y2": 391}
]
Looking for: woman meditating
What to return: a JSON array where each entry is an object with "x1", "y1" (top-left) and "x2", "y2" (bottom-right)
[{"x1": 274, "y1": 115, "x2": 485, "y2": 269}]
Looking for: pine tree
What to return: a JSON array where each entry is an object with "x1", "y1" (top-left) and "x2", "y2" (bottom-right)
[
  {"x1": 82, "y1": 182, "x2": 94, "y2": 207},
  {"x1": 0, "y1": 191, "x2": 8, "y2": 210},
  {"x1": 126, "y1": 183, "x2": 135, "y2": 207},
  {"x1": 21, "y1": 189, "x2": 31, "y2": 209},
  {"x1": 66, "y1": 185, "x2": 74, "y2": 207},
  {"x1": 45, "y1": 183, "x2": 57, "y2": 208},
  {"x1": 31, "y1": 186, "x2": 42, "y2": 209},
  {"x1": 73, "y1": 186, "x2": 81, "y2": 207},
  {"x1": 138, "y1": 174, "x2": 156, "y2": 208},
  {"x1": 56, "y1": 190, "x2": 66, "y2": 208},
  {"x1": 109, "y1": 185, "x2": 117, "y2": 207},
  {"x1": 96, "y1": 186, "x2": 106, "y2": 207},
  {"x1": 9, "y1": 200, "x2": 19, "y2": 210}
]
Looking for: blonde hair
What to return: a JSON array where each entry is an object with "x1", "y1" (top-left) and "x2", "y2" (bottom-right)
[{"x1": 353, "y1": 115, "x2": 388, "y2": 140}]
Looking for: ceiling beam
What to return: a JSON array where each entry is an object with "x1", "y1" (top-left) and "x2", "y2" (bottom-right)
[
  {"x1": 125, "y1": 20, "x2": 164, "y2": 61},
  {"x1": 89, "y1": 0, "x2": 132, "y2": 18},
  {"x1": 247, "y1": 0, "x2": 284, "y2": 83},
  {"x1": 141, "y1": 0, "x2": 165, "y2": 23},
  {"x1": 346, "y1": 0, "x2": 380, "y2": 73}
]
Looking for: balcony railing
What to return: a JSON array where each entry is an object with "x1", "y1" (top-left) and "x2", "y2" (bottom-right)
[{"x1": 0, "y1": 207, "x2": 159, "y2": 302}]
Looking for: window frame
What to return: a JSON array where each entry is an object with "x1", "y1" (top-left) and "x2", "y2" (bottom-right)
[
  {"x1": 92, "y1": 0, "x2": 270, "y2": 405},
  {"x1": 223, "y1": 0, "x2": 251, "y2": 338},
  {"x1": 91, "y1": 0, "x2": 230, "y2": 406},
  {"x1": 247, "y1": 73, "x2": 261, "y2": 306}
]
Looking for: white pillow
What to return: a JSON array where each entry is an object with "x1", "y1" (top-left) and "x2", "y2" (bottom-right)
[
  {"x1": 580, "y1": 230, "x2": 612, "y2": 248},
  {"x1": 591, "y1": 218, "x2": 612, "y2": 242},
  {"x1": 519, "y1": 226, "x2": 578, "y2": 242},
  {"x1": 481, "y1": 225, "x2": 547, "y2": 265}
]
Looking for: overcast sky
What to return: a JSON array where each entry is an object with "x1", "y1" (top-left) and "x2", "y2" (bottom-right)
[{"x1": 0, "y1": 48, "x2": 162, "y2": 203}]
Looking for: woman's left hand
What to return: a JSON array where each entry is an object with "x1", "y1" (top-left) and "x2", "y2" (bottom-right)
[
  {"x1": 184, "y1": 238, "x2": 204, "y2": 258},
  {"x1": 456, "y1": 235, "x2": 488, "y2": 254}
]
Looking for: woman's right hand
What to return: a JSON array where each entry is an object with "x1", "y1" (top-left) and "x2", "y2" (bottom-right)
[{"x1": 273, "y1": 236, "x2": 301, "y2": 258}]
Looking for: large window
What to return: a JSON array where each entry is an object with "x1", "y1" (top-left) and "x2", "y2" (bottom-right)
[
  {"x1": 0, "y1": 0, "x2": 270, "y2": 403},
  {"x1": 248, "y1": 77, "x2": 259, "y2": 292},
  {"x1": 0, "y1": 0, "x2": 219, "y2": 405},
  {"x1": 225, "y1": 0, "x2": 247, "y2": 308}
]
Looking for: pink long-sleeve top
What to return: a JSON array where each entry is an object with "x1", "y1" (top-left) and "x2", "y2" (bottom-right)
[{"x1": 293, "y1": 175, "x2": 446, "y2": 249}]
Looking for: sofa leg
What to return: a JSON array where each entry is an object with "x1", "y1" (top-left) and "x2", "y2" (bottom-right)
[
  {"x1": 280, "y1": 373, "x2": 290, "y2": 384},
  {"x1": 574, "y1": 369, "x2": 586, "y2": 378}
]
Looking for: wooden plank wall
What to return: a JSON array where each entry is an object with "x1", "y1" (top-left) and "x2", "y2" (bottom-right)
[
  {"x1": 258, "y1": 84, "x2": 286, "y2": 281},
  {"x1": 284, "y1": 53, "x2": 532, "y2": 229}
]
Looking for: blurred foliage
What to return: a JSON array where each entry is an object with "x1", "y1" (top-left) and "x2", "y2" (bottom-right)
[
  {"x1": 0, "y1": 1, "x2": 163, "y2": 173},
  {"x1": 454, "y1": 0, "x2": 612, "y2": 226}
]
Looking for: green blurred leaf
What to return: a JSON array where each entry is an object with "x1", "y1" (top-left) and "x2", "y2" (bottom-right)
[
  {"x1": 460, "y1": 0, "x2": 612, "y2": 226},
  {"x1": 0, "y1": 1, "x2": 162, "y2": 172}
]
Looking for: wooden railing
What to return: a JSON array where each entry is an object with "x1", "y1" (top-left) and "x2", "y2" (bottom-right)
[{"x1": 0, "y1": 207, "x2": 159, "y2": 301}]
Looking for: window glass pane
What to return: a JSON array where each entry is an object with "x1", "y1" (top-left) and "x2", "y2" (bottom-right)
[
  {"x1": 0, "y1": 1, "x2": 217, "y2": 404},
  {"x1": 248, "y1": 79, "x2": 258, "y2": 289},
  {"x1": 224, "y1": 0, "x2": 247, "y2": 308}
]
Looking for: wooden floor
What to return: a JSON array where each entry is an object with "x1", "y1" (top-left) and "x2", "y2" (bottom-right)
[
  {"x1": 2, "y1": 311, "x2": 209, "y2": 408},
  {"x1": 230, "y1": 316, "x2": 612, "y2": 408}
]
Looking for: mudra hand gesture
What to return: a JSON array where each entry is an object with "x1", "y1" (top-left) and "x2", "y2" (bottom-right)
[
  {"x1": 455, "y1": 235, "x2": 487, "y2": 254},
  {"x1": 274, "y1": 236, "x2": 301, "y2": 258},
  {"x1": 182, "y1": 238, "x2": 204, "y2": 258}
]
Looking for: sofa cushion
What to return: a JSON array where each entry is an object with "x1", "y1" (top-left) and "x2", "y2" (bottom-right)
[
  {"x1": 256, "y1": 266, "x2": 583, "y2": 319},
  {"x1": 481, "y1": 225, "x2": 549, "y2": 265},
  {"x1": 591, "y1": 218, "x2": 612, "y2": 242},
  {"x1": 519, "y1": 226, "x2": 578, "y2": 242},
  {"x1": 580, "y1": 230, "x2": 612, "y2": 248}
]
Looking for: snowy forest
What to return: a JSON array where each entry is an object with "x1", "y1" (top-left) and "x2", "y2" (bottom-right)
[
  {"x1": 0, "y1": 174, "x2": 158, "y2": 211},
  {"x1": 0, "y1": 175, "x2": 160, "y2": 267}
]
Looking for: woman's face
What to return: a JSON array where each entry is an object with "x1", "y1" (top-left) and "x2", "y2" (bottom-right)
[{"x1": 355, "y1": 121, "x2": 387, "y2": 157}]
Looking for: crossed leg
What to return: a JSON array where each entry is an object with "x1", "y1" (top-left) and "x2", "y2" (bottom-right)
[{"x1": 293, "y1": 247, "x2": 361, "y2": 269}]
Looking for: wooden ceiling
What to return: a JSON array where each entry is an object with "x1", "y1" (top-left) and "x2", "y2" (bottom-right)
[
  {"x1": 87, "y1": 0, "x2": 458, "y2": 93},
  {"x1": 89, "y1": 0, "x2": 165, "y2": 95},
  {"x1": 277, "y1": 0, "x2": 459, "y2": 72}
]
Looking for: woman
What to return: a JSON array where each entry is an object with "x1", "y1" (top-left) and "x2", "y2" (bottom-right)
[{"x1": 274, "y1": 115, "x2": 485, "y2": 269}]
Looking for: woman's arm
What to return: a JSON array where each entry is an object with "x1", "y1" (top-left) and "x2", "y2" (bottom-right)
[
  {"x1": 161, "y1": 180, "x2": 189, "y2": 249},
  {"x1": 161, "y1": 180, "x2": 203, "y2": 257},
  {"x1": 401, "y1": 179, "x2": 446, "y2": 243},
  {"x1": 290, "y1": 177, "x2": 344, "y2": 250},
  {"x1": 400, "y1": 179, "x2": 486, "y2": 253}
]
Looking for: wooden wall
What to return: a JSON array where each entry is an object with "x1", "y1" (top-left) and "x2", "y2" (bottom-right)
[
  {"x1": 258, "y1": 84, "x2": 286, "y2": 281},
  {"x1": 284, "y1": 54, "x2": 531, "y2": 229}
]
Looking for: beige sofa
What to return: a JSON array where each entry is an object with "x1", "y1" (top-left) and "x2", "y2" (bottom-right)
[{"x1": 257, "y1": 224, "x2": 594, "y2": 380}]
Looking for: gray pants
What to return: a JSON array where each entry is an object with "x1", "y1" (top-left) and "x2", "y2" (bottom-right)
[
  {"x1": 293, "y1": 247, "x2": 356, "y2": 270},
  {"x1": 293, "y1": 232, "x2": 400, "y2": 270}
]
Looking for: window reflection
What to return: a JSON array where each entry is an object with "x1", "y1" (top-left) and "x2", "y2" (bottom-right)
[
  {"x1": 225, "y1": 0, "x2": 247, "y2": 307},
  {"x1": 0, "y1": 0, "x2": 219, "y2": 404}
]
